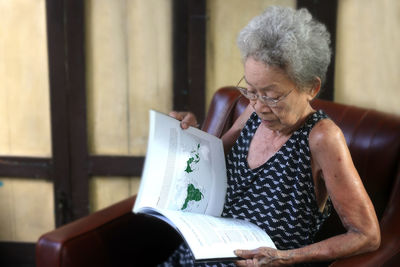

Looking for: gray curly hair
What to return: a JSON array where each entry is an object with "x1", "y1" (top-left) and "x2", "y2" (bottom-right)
[{"x1": 237, "y1": 6, "x2": 332, "y2": 89}]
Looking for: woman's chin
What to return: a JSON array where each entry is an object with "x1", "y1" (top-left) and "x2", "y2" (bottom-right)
[
  {"x1": 261, "y1": 119, "x2": 279, "y2": 129},
  {"x1": 262, "y1": 119, "x2": 276, "y2": 126}
]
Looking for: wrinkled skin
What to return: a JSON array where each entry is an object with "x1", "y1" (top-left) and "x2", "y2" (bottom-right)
[{"x1": 235, "y1": 248, "x2": 287, "y2": 267}]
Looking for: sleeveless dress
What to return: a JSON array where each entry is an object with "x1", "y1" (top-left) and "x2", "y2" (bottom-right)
[{"x1": 160, "y1": 110, "x2": 332, "y2": 267}]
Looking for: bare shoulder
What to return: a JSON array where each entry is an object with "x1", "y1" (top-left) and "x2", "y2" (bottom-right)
[
  {"x1": 309, "y1": 117, "x2": 355, "y2": 177},
  {"x1": 232, "y1": 104, "x2": 254, "y2": 131},
  {"x1": 309, "y1": 118, "x2": 346, "y2": 151},
  {"x1": 221, "y1": 104, "x2": 254, "y2": 153}
]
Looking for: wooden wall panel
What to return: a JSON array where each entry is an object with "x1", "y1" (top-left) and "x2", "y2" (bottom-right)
[
  {"x1": 0, "y1": 178, "x2": 54, "y2": 242},
  {"x1": 127, "y1": 0, "x2": 173, "y2": 155},
  {"x1": 205, "y1": 0, "x2": 296, "y2": 108},
  {"x1": 86, "y1": 0, "x2": 173, "y2": 156},
  {"x1": 0, "y1": 0, "x2": 54, "y2": 242},
  {"x1": 335, "y1": 0, "x2": 400, "y2": 115},
  {"x1": 0, "y1": 0, "x2": 51, "y2": 157},
  {"x1": 86, "y1": 0, "x2": 172, "y2": 210},
  {"x1": 86, "y1": 0, "x2": 130, "y2": 155},
  {"x1": 90, "y1": 176, "x2": 140, "y2": 212}
]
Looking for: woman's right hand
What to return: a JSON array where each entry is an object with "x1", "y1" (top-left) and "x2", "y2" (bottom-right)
[{"x1": 169, "y1": 111, "x2": 199, "y2": 129}]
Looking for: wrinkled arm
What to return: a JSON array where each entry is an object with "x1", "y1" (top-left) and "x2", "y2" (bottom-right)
[
  {"x1": 236, "y1": 119, "x2": 380, "y2": 266},
  {"x1": 221, "y1": 104, "x2": 254, "y2": 154},
  {"x1": 299, "y1": 120, "x2": 381, "y2": 260}
]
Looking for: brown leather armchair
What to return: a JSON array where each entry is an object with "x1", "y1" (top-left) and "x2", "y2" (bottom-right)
[{"x1": 36, "y1": 87, "x2": 400, "y2": 267}]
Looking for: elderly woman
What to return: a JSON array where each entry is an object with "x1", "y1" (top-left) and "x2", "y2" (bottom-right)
[{"x1": 165, "y1": 6, "x2": 380, "y2": 267}]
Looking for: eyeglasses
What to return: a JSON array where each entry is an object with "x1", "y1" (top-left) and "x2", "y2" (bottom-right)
[{"x1": 235, "y1": 76, "x2": 295, "y2": 107}]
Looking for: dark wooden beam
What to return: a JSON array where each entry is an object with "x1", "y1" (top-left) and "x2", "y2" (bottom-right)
[
  {"x1": 187, "y1": 0, "x2": 206, "y2": 124},
  {"x1": 88, "y1": 156, "x2": 144, "y2": 177},
  {"x1": 0, "y1": 157, "x2": 52, "y2": 179},
  {"x1": 173, "y1": 0, "x2": 206, "y2": 124},
  {"x1": 63, "y1": 0, "x2": 90, "y2": 221},
  {"x1": 173, "y1": 0, "x2": 189, "y2": 112},
  {"x1": 297, "y1": 0, "x2": 338, "y2": 101},
  {"x1": 46, "y1": 0, "x2": 74, "y2": 227},
  {"x1": 46, "y1": 0, "x2": 89, "y2": 226}
]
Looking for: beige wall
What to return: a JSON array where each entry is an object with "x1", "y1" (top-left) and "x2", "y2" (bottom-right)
[
  {"x1": 0, "y1": 0, "x2": 51, "y2": 156},
  {"x1": 85, "y1": 0, "x2": 173, "y2": 211},
  {"x1": 335, "y1": 0, "x2": 400, "y2": 115},
  {"x1": 90, "y1": 176, "x2": 141, "y2": 211},
  {"x1": 205, "y1": 0, "x2": 296, "y2": 108},
  {"x1": 0, "y1": 178, "x2": 54, "y2": 242},
  {"x1": 86, "y1": 0, "x2": 173, "y2": 157},
  {"x1": 0, "y1": 0, "x2": 54, "y2": 242}
]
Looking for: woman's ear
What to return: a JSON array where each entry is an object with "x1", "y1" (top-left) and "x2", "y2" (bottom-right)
[{"x1": 308, "y1": 77, "x2": 321, "y2": 101}]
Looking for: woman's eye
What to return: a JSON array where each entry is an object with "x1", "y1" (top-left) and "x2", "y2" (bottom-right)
[{"x1": 266, "y1": 92, "x2": 281, "y2": 99}]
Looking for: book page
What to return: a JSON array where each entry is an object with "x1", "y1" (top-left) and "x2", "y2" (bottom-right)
[
  {"x1": 160, "y1": 129, "x2": 212, "y2": 212},
  {"x1": 133, "y1": 110, "x2": 227, "y2": 216},
  {"x1": 160, "y1": 210, "x2": 276, "y2": 261}
]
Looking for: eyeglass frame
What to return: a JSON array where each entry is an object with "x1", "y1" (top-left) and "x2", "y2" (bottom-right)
[{"x1": 235, "y1": 76, "x2": 295, "y2": 107}]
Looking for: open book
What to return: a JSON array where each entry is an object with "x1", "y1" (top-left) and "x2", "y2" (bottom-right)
[{"x1": 133, "y1": 110, "x2": 276, "y2": 262}]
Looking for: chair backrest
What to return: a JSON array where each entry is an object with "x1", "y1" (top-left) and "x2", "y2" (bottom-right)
[{"x1": 202, "y1": 87, "x2": 400, "y2": 245}]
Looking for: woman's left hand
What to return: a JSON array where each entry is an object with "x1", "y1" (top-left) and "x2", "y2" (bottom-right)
[{"x1": 234, "y1": 247, "x2": 288, "y2": 267}]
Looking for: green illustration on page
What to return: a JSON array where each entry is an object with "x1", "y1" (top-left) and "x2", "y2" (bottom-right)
[
  {"x1": 185, "y1": 143, "x2": 201, "y2": 173},
  {"x1": 181, "y1": 184, "x2": 204, "y2": 210},
  {"x1": 181, "y1": 143, "x2": 203, "y2": 210}
]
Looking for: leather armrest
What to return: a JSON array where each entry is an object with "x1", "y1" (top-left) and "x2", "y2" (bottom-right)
[{"x1": 36, "y1": 196, "x2": 181, "y2": 267}]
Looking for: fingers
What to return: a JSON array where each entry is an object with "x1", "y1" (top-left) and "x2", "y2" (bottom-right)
[
  {"x1": 235, "y1": 249, "x2": 259, "y2": 267},
  {"x1": 169, "y1": 111, "x2": 198, "y2": 129},
  {"x1": 235, "y1": 258, "x2": 258, "y2": 267},
  {"x1": 168, "y1": 111, "x2": 185, "y2": 121},
  {"x1": 235, "y1": 247, "x2": 283, "y2": 267},
  {"x1": 181, "y1": 112, "x2": 198, "y2": 129},
  {"x1": 235, "y1": 249, "x2": 259, "y2": 259}
]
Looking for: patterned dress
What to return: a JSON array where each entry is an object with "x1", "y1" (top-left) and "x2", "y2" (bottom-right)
[{"x1": 161, "y1": 110, "x2": 332, "y2": 267}]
